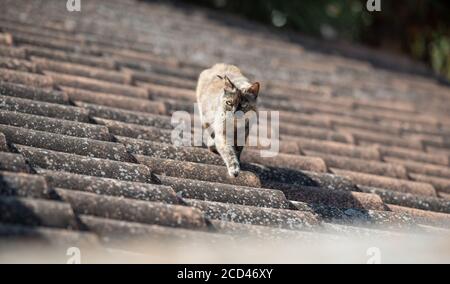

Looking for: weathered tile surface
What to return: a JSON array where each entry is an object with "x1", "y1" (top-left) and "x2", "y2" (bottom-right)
[{"x1": 0, "y1": 0, "x2": 449, "y2": 248}]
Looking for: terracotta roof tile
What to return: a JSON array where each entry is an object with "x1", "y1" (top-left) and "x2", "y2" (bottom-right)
[
  {"x1": 353, "y1": 108, "x2": 439, "y2": 126},
  {"x1": 340, "y1": 127, "x2": 424, "y2": 149},
  {"x1": 157, "y1": 175, "x2": 290, "y2": 209},
  {"x1": 140, "y1": 82, "x2": 196, "y2": 102},
  {"x1": 0, "y1": 196, "x2": 77, "y2": 229},
  {"x1": 163, "y1": 98, "x2": 196, "y2": 114},
  {"x1": 262, "y1": 97, "x2": 345, "y2": 115},
  {"x1": 7, "y1": 31, "x2": 87, "y2": 54},
  {"x1": 117, "y1": 136, "x2": 224, "y2": 165},
  {"x1": 379, "y1": 146, "x2": 449, "y2": 166},
  {"x1": 409, "y1": 174, "x2": 450, "y2": 194},
  {"x1": 0, "y1": 82, "x2": 69, "y2": 104},
  {"x1": 353, "y1": 99, "x2": 416, "y2": 113},
  {"x1": 0, "y1": 67, "x2": 53, "y2": 88},
  {"x1": 266, "y1": 81, "x2": 332, "y2": 98},
  {"x1": 426, "y1": 145, "x2": 450, "y2": 156},
  {"x1": 424, "y1": 141, "x2": 450, "y2": 153},
  {"x1": 0, "y1": 110, "x2": 110, "y2": 140},
  {"x1": 136, "y1": 155, "x2": 261, "y2": 187},
  {"x1": 290, "y1": 201, "x2": 416, "y2": 230},
  {"x1": 282, "y1": 126, "x2": 354, "y2": 144},
  {"x1": 326, "y1": 114, "x2": 401, "y2": 135},
  {"x1": 79, "y1": 215, "x2": 230, "y2": 243},
  {"x1": 297, "y1": 137, "x2": 381, "y2": 160},
  {"x1": 55, "y1": 189, "x2": 207, "y2": 230},
  {"x1": 384, "y1": 157, "x2": 450, "y2": 179},
  {"x1": 131, "y1": 71, "x2": 197, "y2": 90},
  {"x1": 279, "y1": 184, "x2": 386, "y2": 211},
  {"x1": 241, "y1": 150, "x2": 328, "y2": 173},
  {"x1": 0, "y1": 132, "x2": 7, "y2": 151},
  {"x1": 252, "y1": 138, "x2": 301, "y2": 155},
  {"x1": 16, "y1": 145, "x2": 153, "y2": 183},
  {"x1": 39, "y1": 170, "x2": 178, "y2": 204},
  {"x1": 278, "y1": 111, "x2": 331, "y2": 128},
  {"x1": 439, "y1": 192, "x2": 450, "y2": 200},
  {"x1": 0, "y1": 56, "x2": 39, "y2": 73},
  {"x1": 332, "y1": 169, "x2": 437, "y2": 197},
  {"x1": 113, "y1": 55, "x2": 198, "y2": 81},
  {"x1": 210, "y1": 220, "x2": 333, "y2": 241},
  {"x1": 105, "y1": 48, "x2": 184, "y2": 70},
  {"x1": 32, "y1": 57, "x2": 132, "y2": 85},
  {"x1": 285, "y1": 94, "x2": 351, "y2": 109},
  {"x1": 0, "y1": 95, "x2": 90, "y2": 122},
  {"x1": 0, "y1": 45, "x2": 26, "y2": 59},
  {"x1": 1, "y1": 0, "x2": 450, "y2": 254},
  {"x1": 280, "y1": 123, "x2": 349, "y2": 142},
  {"x1": 46, "y1": 72, "x2": 149, "y2": 99},
  {"x1": 387, "y1": 204, "x2": 450, "y2": 228},
  {"x1": 248, "y1": 166, "x2": 359, "y2": 192},
  {"x1": 63, "y1": 87, "x2": 165, "y2": 114},
  {"x1": 0, "y1": 20, "x2": 82, "y2": 42},
  {"x1": 305, "y1": 151, "x2": 408, "y2": 179},
  {"x1": 0, "y1": 152, "x2": 30, "y2": 173},
  {"x1": 74, "y1": 102, "x2": 172, "y2": 129},
  {"x1": 407, "y1": 133, "x2": 446, "y2": 146},
  {"x1": 379, "y1": 120, "x2": 446, "y2": 137},
  {"x1": 361, "y1": 186, "x2": 450, "y2": 214},
  {"x1": 185, "y1": 199, "x2": 319, "y2": 230},
  {"x1": 24, "y1": 45, "x2": 117, "y2": 69},
  {"x1": 0, "y1": 124, "x2": 132, "y2": 162},
  {"x1": 0, "y1": 171, "x2": 49, "y2": 198},
  {"x1": 94, "y1": 117, "x2": 172, "y2": 143}
]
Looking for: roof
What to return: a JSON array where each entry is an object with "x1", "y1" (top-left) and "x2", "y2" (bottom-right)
[{"x1": 0, "y1": 0, "x2": 450, "y2": 262}]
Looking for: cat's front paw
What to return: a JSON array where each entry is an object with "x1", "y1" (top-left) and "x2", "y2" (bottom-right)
[{"x1": 228, "y1": 164, "x2": 240, "y2": 178}]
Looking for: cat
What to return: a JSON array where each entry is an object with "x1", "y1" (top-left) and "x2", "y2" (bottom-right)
[{"x1": 196, "y1": 63, "x2": 260, "y2": 178}]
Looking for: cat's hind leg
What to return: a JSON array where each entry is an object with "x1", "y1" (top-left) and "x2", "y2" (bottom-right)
[
  {"x1": 235, "y1": 146, "x2": 244, "y2": 160},
  {"x1": 207, "y1": 138, "x2": 218, "y2": 154},
  {"x1": 203, "y1": 124, "x2": 219, "y2": 154}
]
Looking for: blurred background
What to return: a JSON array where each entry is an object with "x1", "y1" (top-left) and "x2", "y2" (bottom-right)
[{"x1": 178, "y1": 0, "x2": 450, "y2": 80}]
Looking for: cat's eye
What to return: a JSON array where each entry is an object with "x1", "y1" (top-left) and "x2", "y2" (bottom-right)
[{"x1": 226, "y1": 101, "x2": 233, "y2": 106}]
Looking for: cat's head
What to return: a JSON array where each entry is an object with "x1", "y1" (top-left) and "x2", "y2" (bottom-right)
[{"x1": 217, "y1": 75, "x2": 260, "y2": 113}]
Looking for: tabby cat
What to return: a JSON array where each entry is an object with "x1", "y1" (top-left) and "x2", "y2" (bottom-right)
[{"x1": 196, "y1": 63, "x2": 260, "y2": 177}]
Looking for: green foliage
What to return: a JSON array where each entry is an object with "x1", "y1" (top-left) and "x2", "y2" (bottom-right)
[
  {"x1": 184, "y1": 0, "x2": 450, "y2": 79},
  {"x1": 430, "y1": 35, "x2": 450, "y2": 79},
  {"x1": 188, "y1": 0, "x2": 369, "y2": 40}
]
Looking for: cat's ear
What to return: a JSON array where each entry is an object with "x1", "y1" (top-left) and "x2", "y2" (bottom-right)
[
  {"x1": 247, "y1": 82, "x2": 260, "y2": 98},
  {"x1": 224, "y1": 75, "x2": 235, "y2": 89},
  {"x1": 220, "y1": 75, "x2": 237, "y2": 92}
]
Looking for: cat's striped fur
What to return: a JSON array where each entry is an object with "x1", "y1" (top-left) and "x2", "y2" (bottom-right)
[{"x1": 196, "y1": 63, "x2": 260, "y2": 177}]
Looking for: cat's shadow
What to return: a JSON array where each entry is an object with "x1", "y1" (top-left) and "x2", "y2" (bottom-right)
[{"x1": 240, "y1": 162, "x2": 377, "y2": 225}]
